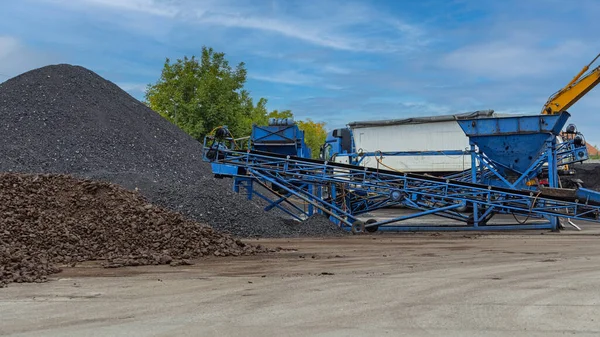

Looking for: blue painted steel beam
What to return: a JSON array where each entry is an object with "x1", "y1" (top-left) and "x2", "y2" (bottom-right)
[
  {"x1": 251, "y1": 190, "x2": 304, "y2": 221},
  {"x1": 249, "y1": 169, "x2": 359, "y2": 226},
  {"x1": 202, "y1": 140, "x2": 600, "y2": 231},
  {"x1": 376, "y1": 223, "x2": 555, "y2": 231},
  {"x1": 365, "y1": 203, "x2": 465, "y2": 228},
  {"x1": 251, "y1": 178, "x2": 311, "y2": 217}
]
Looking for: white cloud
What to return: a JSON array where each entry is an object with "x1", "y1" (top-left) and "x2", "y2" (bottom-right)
[
  {"x1": 0, "y1": 36, "x2": 20, "y2": 59},
  {"x1": 250, "y1": 69, "x2": 348, "y2": 90},
  {"x1": 43, "y1": 0, "x2": 179, "y2": 17},
  {"x1": 117, "y1": 82, "x2": 148, "y2": 93},
  {"x1": 324, "y1": 84, "x2": 346, "y2": 91},
  {"x1": 249, "y1": 71, "x2": 320, "y2": 86},
  {"x1": 322, "y1": 65, "x2": 352, "y2": 75},
  {"x1": 0, "y1": 36, "x2": 58, "y2": 80},
  {"x1": 197, "y1": 13, "x2": 359, "y2": 51},
  {"x1": 39, "y1": 0, "x2": 427, "y2": 53},
  {"x1": 440, "y1": 39, "x2": 591, "y2": 79}
]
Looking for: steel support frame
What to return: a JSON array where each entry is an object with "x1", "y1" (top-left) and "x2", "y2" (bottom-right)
[
  {"x1": 205, "y1": 149, "x2": 600, "y2": 231},
  {"x1": 555, "y1": 139, "x2": 589, "y2": 165},
  {"x1": 453, "y1": 137, "x2": 589, "y2": 185},
  {"x1": 466, "y1": 137, "x2": 562, "y2": 229},
  {"x1": 235, "y1": 174, "x2": 319, "y2": 222},
  {"x1": 332, "y1": 150, "x2": 468, "y2": 167}
]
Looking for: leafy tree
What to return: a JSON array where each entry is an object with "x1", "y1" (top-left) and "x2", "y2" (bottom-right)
[
  {"x1": 145, "y1": 46, "x2": 258, "y2": 140},
  {"x1": 267, "y1": 109, "x2": 293, "y2": 119},
  {"x1": 145, "y1": 46, "x2": 328, "y2": 158},
  {"x1": 297, "y1": 118, "x2": 328, "y2": 159},
  {"x1": 237, "y1": 95, "x2": 269, "y2": 139}
]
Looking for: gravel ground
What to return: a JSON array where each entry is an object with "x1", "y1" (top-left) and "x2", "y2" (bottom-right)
[
  {"x1": 0, "y1": 173, "x2": 268, "y2": 287},
  {"x1": 0, "y1": 64, "x2": 343, "y2": 238},
  {"x1": 5, "y1": 232, "x2": 600, "y2": 336}
]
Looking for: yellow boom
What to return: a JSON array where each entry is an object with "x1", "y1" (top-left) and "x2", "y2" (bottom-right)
[{"x1": 542, "y1": 53, "x2": 600, "y2": 115}]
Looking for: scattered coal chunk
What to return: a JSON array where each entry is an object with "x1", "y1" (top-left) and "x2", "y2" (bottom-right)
[
  {"x1": 280, "y1": 214, "x2": 349, "y2": 237},
  {"x1": 0, "y1": 173, "x2": 267, "y2": 287}
]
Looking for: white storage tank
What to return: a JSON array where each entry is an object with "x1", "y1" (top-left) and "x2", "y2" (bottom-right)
[{"x1": 347, "y1": 110, "x2": 495, "y2": 173}]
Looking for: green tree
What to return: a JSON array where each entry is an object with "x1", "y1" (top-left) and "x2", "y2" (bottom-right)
[
  {"x1": 297, "y1": 118, "x2": 328, "y2": 159},
  {"x1": 267, "y1": 109, "x2": 293, "y2": 119},
  {"x1": 144, "y1": 46, "x2": 328, "y2": 157},
  {"x1": 145, "y1": 46, "x2": 260, "y2": 140}
]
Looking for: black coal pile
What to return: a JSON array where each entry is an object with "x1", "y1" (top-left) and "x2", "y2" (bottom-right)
[
  {"x1": 570, "y1": 163, "x2": 600, "y2": 190},
  {"x1": 280, "y1": 214, "x2": 349, "y2": 237},
  {"x1": 0, "y1": 173, "x2": 268, "y2": 287},
  {"x1": 0, "y1": 64, "x2": 343, "y2": 238}
]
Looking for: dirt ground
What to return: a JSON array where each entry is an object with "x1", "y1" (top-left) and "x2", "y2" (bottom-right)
[{"x1": 3, "y1": 228, "x2": 600, "y2": 337}]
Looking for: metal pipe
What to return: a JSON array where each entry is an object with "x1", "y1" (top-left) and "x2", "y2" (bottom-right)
[
  {"x1": 366, "y1": 203, "x2": 465, "y2": 228},
  {"x1": 249, "y1": 169, "x2": 356, "y2": 226}
]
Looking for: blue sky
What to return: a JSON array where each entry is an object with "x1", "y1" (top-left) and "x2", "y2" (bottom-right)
[{"x1": 2, "y1": 0, "x2": 600, "y2": 144}]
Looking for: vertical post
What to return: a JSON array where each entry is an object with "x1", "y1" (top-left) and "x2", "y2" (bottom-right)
[
  {"x1": 546, "y1": 138, "x2": 558, "y2": 188},
  {"x1": 470, "y1": 143, "x2": 477, "y2": 184},
  {"x1": 329, "y1": 182, "x2": 339, "y2": 225},
  {"x1": 317, "y1": 185, "x2": 323, "y2": 215},
  {"x1": 233, "y1": 178, "x2": 240, "y2": 193},
  {"x1": 470, "y1": 143, "x2": 479, "y2": 227},
  {"x1": 246, "y1": 179, "x2": 253, "y2": 200},
  {"x1": 472, "y1": 202, "x2": 479, "y2": 228},
  {"x1": 546, "y1": 137, "x2": 559, "y2": 231},
  {"x1": 308, "y1": 184, "x2": 314, "y2": 216}
]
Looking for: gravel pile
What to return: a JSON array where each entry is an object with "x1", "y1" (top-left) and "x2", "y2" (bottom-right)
[
  {"x1": 571, "y1": 163, "x2": 600, "y2": 190},
  {"x1": 0, "y1": 64, "x2": 342, "y2": 238},
  {"x1": 281, "y1": 214, "x2": 349, "y2": 237},
  {"x1": 0, "y1": 173, "x2": 268, "y2": 287}
]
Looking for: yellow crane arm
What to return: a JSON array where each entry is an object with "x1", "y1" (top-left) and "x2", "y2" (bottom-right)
[{"x1": 542, "y1": 53, "x2": 600, "y2": 115}]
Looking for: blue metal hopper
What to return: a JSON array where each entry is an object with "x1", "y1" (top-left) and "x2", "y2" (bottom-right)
[
  {"x1": 457, "y1": 112, "x2": 570, "y2": 175},
  {"x1": 251, "y1": 122, "x2": 311, "y2": 158}
]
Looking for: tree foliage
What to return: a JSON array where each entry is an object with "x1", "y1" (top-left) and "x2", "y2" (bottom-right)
[
  {"x1": 267, "y1": 110, "x2": 293, "y2": 119},
  {"x1": 145, "y1": 46, "x2": 327, "y2": 158},
  {"x1": 297, "y1": 119, "x2": 327, "y2": 158},
  {"x1": 145, "y1": 46, "x2": 263, "y2": 139}
]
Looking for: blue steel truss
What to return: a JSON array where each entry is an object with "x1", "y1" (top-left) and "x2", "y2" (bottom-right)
[
  {"x1": 448, "y1": 135, "x2": 589, "y2": 191},
  {"x1": 203, "y1": 145, "x2": 600, "y2": 232}
]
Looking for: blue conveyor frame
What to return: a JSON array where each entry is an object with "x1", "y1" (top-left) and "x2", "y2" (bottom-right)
[{"x1": 203, "y1": 146, "x2": 600, "y2": 232}]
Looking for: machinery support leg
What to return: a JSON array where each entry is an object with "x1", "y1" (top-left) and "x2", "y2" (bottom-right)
[
  {"x1": 547, "y1": 139, "x2": 558, "y2": 189},
  {"x1": 329, "y1": 183, "x2": 339, "y2": 225},
  {"x1": 233, "y1": 177, "x2": 253, "y2": 200},
  {"x1": 546, "y1": 138, "x2": 560, "y2": 232},
  {"x1": 308, "y1": 184, "x2": 314, "y2": 216},
  {"x1": 317, "y1": 186, "x2": 323, "y2": 215},
  {"x1": 233, "y1": 178, "x2": 240, "y2": 193},
  {"x1": 246, "y1": 179, "x2": 253, "y2": 200},
  {"x1": 249, "y1": 169, "x2": 356, "y2": 227},
  {"x1": 470, "y1": 143, "x2": 479, "y2": 227}
]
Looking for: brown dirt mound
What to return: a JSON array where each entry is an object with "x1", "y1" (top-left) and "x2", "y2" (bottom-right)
[{"x1": 0, "y1": 173, "x2": 267, "y2": 288}]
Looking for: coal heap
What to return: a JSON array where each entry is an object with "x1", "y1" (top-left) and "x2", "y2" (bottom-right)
[
  {"x1": 0, "y1": 173, "x2": 267, "y2": 287},
  {"x1": 571, "y1": 163, "x2": 600, "y2": 190},
  {"x1": 0, "y1": 64, "x2": 342, "y2": 238}
]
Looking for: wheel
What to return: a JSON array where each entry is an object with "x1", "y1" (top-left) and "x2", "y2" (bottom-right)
[
  {"x1": 365, "y1": 219, "x2": 379, "y2": 233},
  {"x1": 351, "y1": 220, "x2": 365, "y2": 234}
]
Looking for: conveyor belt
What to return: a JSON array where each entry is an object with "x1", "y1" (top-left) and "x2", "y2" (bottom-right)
[
  {"x1": 207, "y1": 147, "x2": 600, "y2": 230},
  {"x1": 245, "y1": 150, "x2": 596, "y2": 205}
]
